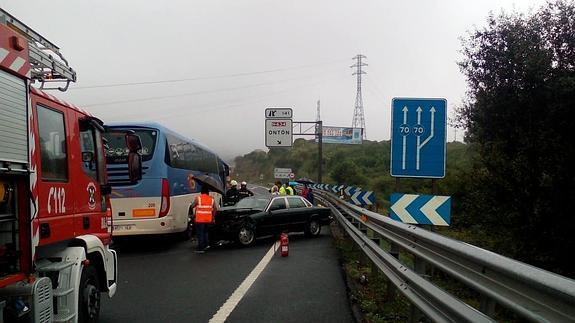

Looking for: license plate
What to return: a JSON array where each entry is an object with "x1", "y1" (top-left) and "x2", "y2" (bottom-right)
[{"x1": 113, "y1": 224, "x2": 134, "y2": 231}]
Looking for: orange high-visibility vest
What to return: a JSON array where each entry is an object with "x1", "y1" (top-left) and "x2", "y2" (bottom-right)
[{"x1": 195, "y1": 194, "x2": 214, "y2": 223}]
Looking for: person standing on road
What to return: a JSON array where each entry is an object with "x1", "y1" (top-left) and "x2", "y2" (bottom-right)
[
  {"x1": 191, "y1": 186, "x2": 217, "y2": 253},
  {"x1": 286, "y1": 184, "x2": 294, "y2": 196},
  {"x1": 300, "y1": 184, "x2": 309, "y2": 198},
  {"x1": 307, "y1": 186, "x2": 314, "y2": 204},
  {"x1": 224, "y1": 180, "x2": 240, "y2": 206},
  {"x1": 279, "y1": 182, "x2": 287, "y2": 195},
  {"x1": 271, "y1": 182, "x2": 280, "y2": 195},
  {"x1": 238, "y1": 181, "x2": 254, "y2": 200},
  {"x1": 270, "y1": 181, "x2": 279, "y2": 195}
]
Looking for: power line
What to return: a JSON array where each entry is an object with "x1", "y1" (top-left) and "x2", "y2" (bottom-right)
[
  {"x1": 82, "y1": 69, "x2": 341, "y2": 107},
  {"x1": 96, "y1": 74, "x2": 334, "y2": 121},
  {"x1": 71, "y1": 58, "x2": 348, "y2": 90}
]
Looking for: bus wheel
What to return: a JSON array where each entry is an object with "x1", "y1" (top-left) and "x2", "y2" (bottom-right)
[{"x1": 78, "y1": 265, "x2": 101, "y2": 323}]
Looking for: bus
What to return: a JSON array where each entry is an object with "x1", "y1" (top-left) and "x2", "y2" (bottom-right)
[{"x1": 103, "y1": 122, "x2": 229, "y2": 237}]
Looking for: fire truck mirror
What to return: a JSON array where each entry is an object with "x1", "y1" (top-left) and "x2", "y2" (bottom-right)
[
  {"x1": 128, "y1": 152, "x2": 142, "y2": 183},
  {"x1": 82, "y1": 151, "x2": 94, "y2": 163},
  {"x1": 125, "y1": 133, "x2": 142, "y2": 153}
]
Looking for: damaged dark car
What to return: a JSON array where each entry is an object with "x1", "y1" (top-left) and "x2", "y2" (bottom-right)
[{"x1": 211, "y1": 195, "x2": 332, "y2": 246}]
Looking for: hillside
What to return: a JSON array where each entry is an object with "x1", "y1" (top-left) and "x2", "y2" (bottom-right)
[{"x1": 232, "y1": 139, "x2": 473, "y2": 212}]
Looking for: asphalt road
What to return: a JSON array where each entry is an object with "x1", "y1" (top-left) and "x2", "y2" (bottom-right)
[{"x1": 100, "y1": 188, "x2": 353, "y2": 323}]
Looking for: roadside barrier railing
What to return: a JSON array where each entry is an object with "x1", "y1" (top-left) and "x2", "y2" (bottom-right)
[{"x1": 314, "y1": 190, "x2": 575, "y2": 323}]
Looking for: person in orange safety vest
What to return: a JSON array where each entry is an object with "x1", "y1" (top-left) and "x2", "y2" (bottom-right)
[{"x1": 191, "y1": 185, "x2": 217, "y2": 253}]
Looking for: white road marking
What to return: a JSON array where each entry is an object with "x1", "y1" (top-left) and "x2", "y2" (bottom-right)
[{"x1": 209, "y1": 242, "x2": 278, "y2": 323}]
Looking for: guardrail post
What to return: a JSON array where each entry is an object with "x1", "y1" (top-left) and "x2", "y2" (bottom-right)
[
  {"x1": 367, "y1": 228, "x2": 381, "y2": 278},
  {"x1": 479, "y1": 294, "x2": 496, "y2": 317},
  {"x1": 386, "y1": 242, "x2": 400, "y2": 299},
  {"x1": 409, "y1": 255, "x2": 427, "y2": 322},
  {"x1": 355, "y1": 222, "x2": 368, "y2": 267}
]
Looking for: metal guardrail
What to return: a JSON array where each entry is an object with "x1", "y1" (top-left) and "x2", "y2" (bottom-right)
[{"x1": 315, "y1": 190, "x2": 575, "y2": 323}]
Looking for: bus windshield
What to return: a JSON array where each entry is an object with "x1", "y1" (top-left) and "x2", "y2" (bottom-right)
[{"x1": 104, "y1": 129, "x2": 157, "y2": 164}]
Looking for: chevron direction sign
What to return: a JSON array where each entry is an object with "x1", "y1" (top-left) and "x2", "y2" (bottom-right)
[
  {"x1": 390, "y1": 193, "x2": 451, "y2": 226},
  {"x1": 331, "y1": 185, "x2": 345, "y2": 193},
  {"x1": 346, "y1": 186, "x2": 361, "y2": 195},
  {"x1": 350, "y1": 191, "x2": 375, "y2": 206}
]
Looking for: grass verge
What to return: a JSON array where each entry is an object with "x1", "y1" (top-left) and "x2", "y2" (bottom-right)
[{"x1": 330, "y1": 221, "x2": 411, "y2": 322}]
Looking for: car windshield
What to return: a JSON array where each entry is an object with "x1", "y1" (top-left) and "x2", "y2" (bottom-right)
[{"x1": 235, "y1": 197, "x2": 269, "y2": 210}]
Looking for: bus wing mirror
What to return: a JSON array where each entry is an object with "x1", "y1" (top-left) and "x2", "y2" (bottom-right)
[
  {"x1": 100, "y1": 183, "x2": 112, "y2": 195},
  {"x1": 125, "y1": 133, "x2": 142, "y2": 153},
  {"x1": 128, "y1": 152, "x2": 142, "y2": 183},
  {"x1": 82, "y1": 151, "x2": 94, "y2": 163}
]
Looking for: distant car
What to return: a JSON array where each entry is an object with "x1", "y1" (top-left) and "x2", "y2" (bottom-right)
[{"x1": 211, "y1": 195, "x2": 332, "y2": 246}]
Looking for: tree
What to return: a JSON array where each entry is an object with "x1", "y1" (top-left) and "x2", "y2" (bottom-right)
[{"x1": 457, "y1": 1, "x2": 575, "y2": 276}]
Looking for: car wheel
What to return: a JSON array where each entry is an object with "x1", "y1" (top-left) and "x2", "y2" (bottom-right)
[
  {"x1": 237, "y1": 224, "x2": 256, "y2": 247},
  {"x1": 305, "y1": 219, "x2": 321, "y2": 237},
  {"x1": 78, "y1": 265, "x2": 101, "y2": 323}
]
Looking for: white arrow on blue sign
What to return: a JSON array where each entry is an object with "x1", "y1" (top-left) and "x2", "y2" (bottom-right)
[
  {"x1": 332, "y1": 185, "x2": 345, "y2": 193},
  {"x1": 390, "y1": 193, "x2": 451, "y2": 226},
  {"x1": 390, "y1": 98, "x2": 447, "y2": 178},
  {"x1": 344, "y1": 186, "x2": 362, "y2": 196},
  {"x1": 350, "y1": 191, "x2": 375, "y2": 206}
]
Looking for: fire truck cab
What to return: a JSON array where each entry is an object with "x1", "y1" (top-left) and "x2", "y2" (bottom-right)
[{"x1": 0, "y1": 8, "x2": 141, "y2": 323}]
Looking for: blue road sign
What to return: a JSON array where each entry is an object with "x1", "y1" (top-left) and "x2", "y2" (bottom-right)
[
  {"x1": 390, "y1": 98, "x2": 447, "y2": 178},
  {"x1": 350, "y1": 191, "x2": 375, "y2": 206},
  {"x1": 390, "y1": 193, "x2": 451, "y2": 226},
  {"x1": 344, "y1": 186, "x2": 360, "y2": 196}
]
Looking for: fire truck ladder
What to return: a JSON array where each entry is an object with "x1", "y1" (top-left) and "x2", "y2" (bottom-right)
[{"x1": 0, "y1": 8, "x2": 77, "y2": 91}]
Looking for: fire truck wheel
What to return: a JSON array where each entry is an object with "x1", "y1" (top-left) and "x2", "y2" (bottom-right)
[
  {"x1": 305, "y1": 219, "x2": 321, "y2": 237},
  {"x1": 237, "y1": 224, "x2": 256, "y2": 247},
  {"x1": 78, "y1": 265, "x2": 101, "y2": 323}
]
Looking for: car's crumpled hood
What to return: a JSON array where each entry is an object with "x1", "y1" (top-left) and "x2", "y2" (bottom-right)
[{"x1": 216, "y1": 207, "x2": 264, "y2": 221}]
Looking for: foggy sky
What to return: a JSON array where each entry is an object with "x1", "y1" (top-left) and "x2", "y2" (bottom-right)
[{"x1": 2, "y1": 0, "x2": 545, "y2": 161}]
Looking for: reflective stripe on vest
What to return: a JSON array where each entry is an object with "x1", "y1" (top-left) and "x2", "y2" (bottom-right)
[{"x1": 195, "y1": 194, "x2": 214, "y2": 223}]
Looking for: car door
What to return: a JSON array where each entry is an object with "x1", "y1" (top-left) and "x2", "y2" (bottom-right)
[
  {"x1": 263, "y1": 197, "x2": 289, "y2": 234},
  {"x1": 286, "y1": 197, "x2": 309, "y2": 232}
]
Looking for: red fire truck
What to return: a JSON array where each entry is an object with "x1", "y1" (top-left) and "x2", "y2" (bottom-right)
[{"x1": 0, "y1": 9, "x2": 141, "y2": 323}]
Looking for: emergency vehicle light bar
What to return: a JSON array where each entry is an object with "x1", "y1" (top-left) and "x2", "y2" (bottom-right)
[{"x1": 0, "y1": 8, "x2": 77, "y2": 91}]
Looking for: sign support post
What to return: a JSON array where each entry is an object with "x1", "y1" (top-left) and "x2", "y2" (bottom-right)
[{"x1": 318, "y1": 121, "x2": 323, "y2": 183}]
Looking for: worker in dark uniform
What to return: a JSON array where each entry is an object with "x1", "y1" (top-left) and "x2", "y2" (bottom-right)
[
  {"x1": 224, "y1": 180, "x2": 240, "y2": 206},
  {"x1": 238, "y1": 181, "x2": 254, "y2": 200}
]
